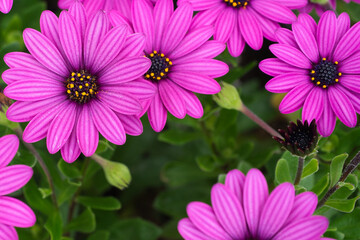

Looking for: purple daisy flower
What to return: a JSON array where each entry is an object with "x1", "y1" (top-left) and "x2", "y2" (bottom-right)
[
  {"x1": 260, "y1": 11, "x2": 360, "y2": 137},
  {"x1": 3, "y1": 2, "x2": 155, "y2": 163},
  {"x1": 178, "y1": 169, "x2": 332, "y2": 240},
  {"x1": 110, "y1": 0, "x2": 228, "y2": 132},
  {"x1": 177, "y1": 0, "x2": 307, "y2": 57},
  {"x1": 0, "y1": 135, "x2": 36, "y2": 240},
  {"x1": 0, "y1": 0, "x2": 13, "y2": 14}
]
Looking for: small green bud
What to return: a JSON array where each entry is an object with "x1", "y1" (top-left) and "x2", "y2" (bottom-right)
[
  {"x1": 212, "y1": 82, "x2": 242, "y2": 111},
  {"x1": 92, "y1": 154, "x2": 131, "y2": 190},
  {"x1": 310, "y1": 0, "x2": 328, "y2": 4}
]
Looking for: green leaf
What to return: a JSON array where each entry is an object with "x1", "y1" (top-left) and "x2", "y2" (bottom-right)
[
  {"x1": 311, "y1": 173, "x2": 330, "y2": 196},
  {"x1": 330, "y1": 153, "x2": 348, "y2": 187},
  {"x1": 275, "y1": 159, "x2": 292, "y2": 184},
  {"x1": 325, "y1": 196, "x2": 360, "y2": 213},
  {"x1": 196, "y1": 155, "x2": 216, "y2": 172},
  {"x1": 77, "y1": 196, "x2": 121, "y2": 211},
  {"x1": 23, "y1": 179, "x2": 53, "y2": 215},
  {"x1": 44, "y1": 211, "x2": 63, "y2": 240},
  {"x1": 301, "y1": 158, "x2": 319, "y2": 179},
  {"x1": 338, "y1": 182, "x2": 355, "y2": 191},
  {"x1": 65, "y1": 208, "x2": 96, "y2": 233},
  {"x1": 58, "y1": 160, "x2": 81, "y2": 179},
  {"x1": 38, "y1": 187, "x2": 52, "y2": 199},
  {"x1": 331, "y1": 208, "x2": 360, "y2": 238},
  {"x1": 87, "y1": 230, "x2": 110, "y2": 240},
  {"x1": 158, "y1": 129, "x2": 201, "y2": 145},
  {"x1": 109, "y1": 218, "x2": 162, "y2": 240}
]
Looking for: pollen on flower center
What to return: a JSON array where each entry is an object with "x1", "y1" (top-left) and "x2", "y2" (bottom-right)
[
  {"x1": 223, "y1": 0, "x2": 249, "y2": 8},
  {"x1": 65, "y1": 70, "x2": 98, "y2": 104},
  {"x1": 144, "y1": 50, "x2": 172, "y2": 81},
  {"x1": 310, "y1": 58, "x2": 341, "y2": 89}
]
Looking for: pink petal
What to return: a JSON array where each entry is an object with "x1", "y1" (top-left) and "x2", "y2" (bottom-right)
[
  {"x1": 2, "y1": 68, "x2": 63, "y2": 85},
  {"x1": 61, "y1": 121, "x2": 81, "y2": 164},
  {"x1": 252, "y1": 0, "x2": 296, "y2": 24},
  {"x1": 317, "y1": 11, "x2": 337, "y2": 59},
  {"x1": 159, "y1": 80, "x2": 186, "y2": 119},
  {"x1": 177, "y1": 88, "x2": 204, "y2": 118},
  {"x1": 178, "y1": 218, "x2": 212, "y2": 240},
  {"x1": 228, "y1": 23, "x2": 245, "y2": 57},
  {"x1": 23, "y1": 28, "x2": 68, "y2": 77},
  {"x1": 335, "y1": 12, "x2": 350, "y2": 45},
  {"x1": 265, "y1": 73, "x2": 309, "y2": 93},
  {"x1": 286, "y1": 192, "x2": 318, "y2": 224},
  {"x1": 161, "y1": 3, "x2": 193, "y2": 54},
  {"x1": 4, "y1": 80, "x2": 63, "y2": 101},
  {"x1": 258, "y1": 183, "x2": 295, "y2": 239},
  {"x1": 148, "y1": 92, "x2": 167, "y2": 132},
  {"x1": 6, "y1": 95, "x2": 66, "y2": 122},
  {"x1": 274, "y1": 0, "x2": 307, "y2": 9},
  {"x1": 98, "y1": 91, "x2": 142, "y2": 115},
  {"x1": 116, "y1": 114, "x2": 143, "y2": 136},
  {"x1": 83, "y1": 0, "x2": 105, "y2": 16},
  {"x1": 211, "y1": 183, "x2": 248, "y2": 239},
  {"x1": 132, "y1": 0, "x2": 154, "y2": 53},
  {"x1": 0, "y1": 224, "x2": 18, "y2": 240},
  {"x1": 269, "y1": 44, "x2": 313, "y2": 69},
  {"x1": 190, "y1": 5, "x2": 224, "y2": 30},
  {"x1": 176, "y1": 40, "x2": 226, "y2": 63},
  {"x1": 0, "y1": 135, "x2": 19, "y2": 168},
  {"x1": 275, "y1": 28, "x2": 298, "y2": 48},
  {"x1": 0, "y1": 196, "x2": 36, "y2": 228},
  {"x1": 90, "y1": 100, "x2": 126, "y2": 145},
  {"x1": 273, "y1": 216, "x2": 329, "y2": 240},
  {"x1": 91, "y1": 25, "x2": 127, "y2": 74},
  {"x1": 169, "y1": 26, "x2": 214, "y2": 60},
  {"x1": 328, "y1": 86, "x2": 357, "y2": 127},
  {"x1": 339, "y1": 54, "x2": 360, "y2": 74},
  {"x1": 225, "y1": 169, "x2": 246, "y2": 203},
  {"x1": 77, "y1": 104, "x2": 99, "y2": 157},
  {"x1": 114, "y1": 33, "x2": 146, "y2": 61},
  {"x1": 100, "y1": 57, "x2": 151, "y2": 84},
  {"x1": 172, "y1": 59, "x2": 229, "y2": 78},
  {"x1": 214, "y1": 7, "x2": 236, "y2": 43},
  {"x1": 168, "y1": 72, "x2": 221, "y2": 94},
  {"x1": 333, "y1": 21, "x2": 360, "y2": 62},
  {"x1": 279, "y1": 82, "x2": 314, "y2": 114},
  {"x1": 108, "y1": 10, "x2": 132, "y2": 30},
  {"x1": 302, "y1": 87, "x2": 325, "y2": 122},
  {"x1": 317, "y1": 94, "x2": 336, "y2": 137},
  {"x1": 0, "y1": 165, "x2": 33, "y2": 196},
  {"x1": 249, "y1": 8, "x2": 279, "y2": 42},
  {"x1": 0, "y1": 0, "x2": 13, "y2": 13},
  {"x1": 59, "y1": 11, "x2": 82, "y2": 70},
  {"x1": 259, "y1": 58, "x2": 308, "y2": 77},
  {"x1": 47, "y1": 103, "x2": 77, "y2": 154},
  {"x1": 4, "y1": 52, "x2": 45, "y2": 70},
  {"x1": 22, "y1": 101, "x2": 67, "y2": 143},
  {"x1": 154, "y1": 0, "x2": 173, "y2": 51},
  {"x1": 292, "y1": 22, "x2": 319, "y2": 63},
  {"x1": 338, "y1": 85, "x2": 360, "y2": 113},
  {"x1": 68, "y1": 1, "x2": 87, "y2": 40},
  {"x1": 84, "y1": 11, "x2": 109, "y2": 68},
  {"x1": 339, "y1": 75, "x2": 360, "y2": 93},
  {"x1": 297, "y1": 13, "x2": 317, "y2": 37},
  {"x1": 238, "y1": 9, "x2": 263, "y2": 50},
  {"x1": 243, "y1": 169, "x2": 269, "y2": 238},
  {"x1": 187, "y1": 202, "x2": 232, "y2": 240}
]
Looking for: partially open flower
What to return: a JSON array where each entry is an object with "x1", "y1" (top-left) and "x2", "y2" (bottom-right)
[{"x1": 274, "y1": 120, "x2": 318, "y2": 157}]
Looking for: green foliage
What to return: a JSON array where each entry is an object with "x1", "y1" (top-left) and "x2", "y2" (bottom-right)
[{"x1": 329, "y1": 153, "x2": 348, "y2": 187}]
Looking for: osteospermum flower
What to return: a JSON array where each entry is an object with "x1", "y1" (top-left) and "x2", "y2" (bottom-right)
[
  {"x1": 0, "y1": 135, "x2": 36, "y2": 239},
  {"x1": 3, "y1": 2, "x2": 155, "y2": 163},
  {"x1": 0, "y1": 0, "x2": 13, "y2": 13},
  {"x1": 111, "y1": 0, "x2": 228, "y2": 132},
  {"x1": 260, "y1": 11, "x2": 360, "y2": 137},
  {"x1": 178, "y1": 169, "x2": 332, "y2": 240},
  {"x1": 177, "y1": 0, "x2": 307, "y2": 57}
]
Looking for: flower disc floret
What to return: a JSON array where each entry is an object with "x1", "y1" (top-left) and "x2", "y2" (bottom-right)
[
  {"x1": 144, "y1": 51, "x2": 172, "y2": 81},
  {"x1": 223, "y1": 0, "x2": 249, "y2": 9},
  {"x1": 310, "y1": 58, "x2": 340, "y2": 89},
  {"x1": 66, "y1": 70, "x2": 98, "y2": 104}
]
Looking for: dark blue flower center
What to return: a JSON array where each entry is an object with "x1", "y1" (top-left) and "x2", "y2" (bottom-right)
[
  {"x1": 66, "y1": 70, "x2": 98, "y2": 104},
  {"x1": 145, "y1": 50, "x2": 172, "y2": 81},
  {"x1": 223, "y1": 0, "x2": 249, "y2": 8},
  {"x1": 310, "y1": 58, "x2": 341, "y2": 89}
]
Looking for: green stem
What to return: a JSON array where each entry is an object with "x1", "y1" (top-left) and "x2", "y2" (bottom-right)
[
  {"x1": 240, "y1": 105, "x2": 282, "y2": 138},
  {"x1": 294, "y1": 157, "x2": 304, "y2": 185},
  {"x1": 14, "y1": 126, "x2": 58, "y2": 208}
]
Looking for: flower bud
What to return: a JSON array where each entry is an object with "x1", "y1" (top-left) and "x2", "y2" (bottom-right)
[{"x1": 213, "y1": 82, "x2": 243, "y2": 111}]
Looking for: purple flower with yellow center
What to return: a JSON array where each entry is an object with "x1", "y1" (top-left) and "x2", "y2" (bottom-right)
[
  {"x1": 178, "y1": 169, "x2": 332, "y2": 240},
  {"x1": 3, "y1": 2, "x2": 155, "y2": 163},
  {"x1": 177, "y1": 0, "x2": 307, "y2": 57},
  {"x1": 0, "y1": 0, "x2": 13, "y2": 13},
  {"x1": 110, "y1": 0, "x2": 228, "y2": 132},
  {"x1": 0, "y1": 135, "x2": 36, "y2": 240},
  {"x1": 260, "y1": 11, "x2": 360, "y2": 137}
]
